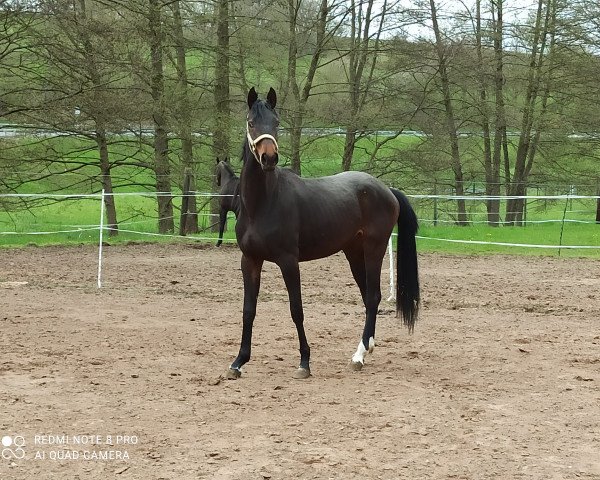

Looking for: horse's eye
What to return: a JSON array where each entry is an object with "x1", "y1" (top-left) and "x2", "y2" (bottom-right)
[{"x1": 248, "y1": 121, "x2": 254, "y2": 128}]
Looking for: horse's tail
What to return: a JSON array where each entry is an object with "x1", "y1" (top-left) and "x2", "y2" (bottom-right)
[{"x1": 390, "y1": 188, "x2": 420, "y2": 332}]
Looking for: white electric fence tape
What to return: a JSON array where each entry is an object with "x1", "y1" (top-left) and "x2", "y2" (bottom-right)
[{"x1": 1, "y1": 192, "x2": 598, "y2": 292}]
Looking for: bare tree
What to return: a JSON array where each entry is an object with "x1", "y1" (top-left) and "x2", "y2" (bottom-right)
[
  {"x1": 0, "y1": 1, "x2": 38, "y2": 119},
  {"x1": 3, "y1": 0, "x2": 129, "y2": 234},
  {"x1": 282, "y1": 0, "x2": 332, "y2": 175},
  {"x1": 148, "y1": 0, "x2": 174, "y2": 233},
  {"x1": 505, "y1": 0, "x2": 558, "y2": 225},
  {"x1": 428, "y1": 0, "x2": 467, "y2": 225},
  {"x1": 471, "y1": 0, "x2": 504, "y2": 225},
  {"x1": 213, "y1": 0, "x2": 230, "y2": 159},
  {"x1": 171, "y1": 0, "x2": 198, "y2": 234},
  {"x1": 489, "y1": 0, "x2": 508, "y2": 225},
  {"x1": 340, "y1": 0, "x2": 389, "y2": 171},
  {"x1": 74, "y1": 0, "x2": 119, "y2": 235}
]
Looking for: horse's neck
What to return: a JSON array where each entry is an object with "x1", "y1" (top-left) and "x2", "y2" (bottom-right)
[
  {"x1": 240, "y1": 152, "x2": 276, "y2": 218},
  {"x1": 220, "y1": 165, "x2": 236, "y2": 185}
]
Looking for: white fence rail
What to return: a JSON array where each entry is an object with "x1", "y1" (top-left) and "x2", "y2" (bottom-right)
[{"x1": 1, "y1": 191, "x2": 599, "y2": 290}]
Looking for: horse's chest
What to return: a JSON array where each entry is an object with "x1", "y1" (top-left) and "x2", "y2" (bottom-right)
[{"x1": 236, "y1": 216, "x2": 292, "y2": 258}]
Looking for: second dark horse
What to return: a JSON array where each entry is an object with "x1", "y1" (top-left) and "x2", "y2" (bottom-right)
[
  {"x1": 215, "y1": 157, "x2": 240, "y2": 247},
  {"x1": 228, "y1": 87, "x2": 420, "y2": 379}
]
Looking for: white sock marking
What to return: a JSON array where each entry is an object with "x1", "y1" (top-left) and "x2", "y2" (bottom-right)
[{"x1": 351, "y1": 337, "x2": 375, "y2": 364}]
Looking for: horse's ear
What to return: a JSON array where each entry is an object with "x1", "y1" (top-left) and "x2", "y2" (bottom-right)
[
  {"x1": 224, "y1": 156, "x2": 229, "y2": 163},
  {"x1": 267, "y1": 88, "x2": 277, "y2": 109},
  {"x1": 247, "y1": 87, "x2": 258, "y2": 109},
  {"x1": 216, "y1": 157, "x2": 220, "y2": 164}
]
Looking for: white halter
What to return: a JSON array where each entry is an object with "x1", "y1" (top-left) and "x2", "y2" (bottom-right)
[{"x1": 246, "y1": 121, "x2": 279, "y2": 165}]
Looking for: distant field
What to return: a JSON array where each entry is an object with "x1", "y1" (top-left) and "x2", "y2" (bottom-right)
[
  {"x1": 1, "y1": 192, "x2": 598, "y2": 258},
  {"x1": 1, "y1": 133, "x2": 598, "y2": 256}
]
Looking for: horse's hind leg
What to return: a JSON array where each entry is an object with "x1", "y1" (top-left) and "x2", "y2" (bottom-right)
[
  {"x1": 344, "y1": 243, "x2": 374, "y2": 369},
  {"x1": 348, "y1": 240, "x2": 386, "y2": 370},
  {"x1": 228, "y1": 254, "x2": 263, "y2": 379},
  {"x1": 343, "y1": 243, "x2": 367, "y2": 305},
  {"x1": 216, "y1": 209, "x2": 227, "y2": 247}
]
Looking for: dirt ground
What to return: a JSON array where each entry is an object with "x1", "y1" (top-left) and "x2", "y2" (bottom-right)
[{"x1": 0, "y1": 243, "x2": 598, "y2": 480}]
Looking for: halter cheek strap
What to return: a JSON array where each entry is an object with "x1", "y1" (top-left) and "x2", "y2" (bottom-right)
[{"x1": 246, "y1": 122, "x2": 279, "y2": 164}]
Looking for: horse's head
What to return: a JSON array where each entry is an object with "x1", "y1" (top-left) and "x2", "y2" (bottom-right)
[
  {"x1": 246, "y1": 87, "x2": 279, "y2": 172},
  {"x1": 216, "y1": 157, "x2": 232, "y2": 187}
]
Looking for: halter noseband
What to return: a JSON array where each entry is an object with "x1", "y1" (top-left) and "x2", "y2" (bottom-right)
[{"x1": 246, "y1": 120, "x2": 279, "y2": 165}]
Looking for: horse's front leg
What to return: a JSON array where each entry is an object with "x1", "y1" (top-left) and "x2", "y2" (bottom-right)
[
  {"x1": 278, "y1": 255, "x2": 311, "y2": 379},
  {"x1": 227, "y1": 254, "x2": 263, "y2": 379}
]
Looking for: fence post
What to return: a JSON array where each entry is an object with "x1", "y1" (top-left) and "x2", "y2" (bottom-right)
[
  {"x1": 387, "y1": 236, "x2": 395, "y2": 301},
  {"x1": 97, "y1": 189, "x2": 105, "y2": 288},
  {"x1": 179, "y1": 169, "x2": 191, "y2": 236},
  {"x1": 433, "y1": 181, "x2": 438, "y2": 226},
  {"x1": 596, "y1": 183, "x2": 600, "y2": 224},
  {"x1": 558, "y1": 193, "x2": 570, "y2": 257}
]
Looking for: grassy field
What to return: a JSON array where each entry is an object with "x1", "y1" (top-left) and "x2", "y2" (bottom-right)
[
  {"x1": 1, "y1": 133, "x2": 598, "y2": 256},
  {"x1": 1, "y1": 191, "x2": 598, "y2": 258}
]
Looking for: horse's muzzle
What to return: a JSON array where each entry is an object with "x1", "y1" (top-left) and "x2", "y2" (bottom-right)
[{"x1": 260, "y1": 152, "x2": 278, "y2": 171}]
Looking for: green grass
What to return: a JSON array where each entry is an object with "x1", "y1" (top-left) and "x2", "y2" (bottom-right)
[
  {"x1": 411, "y1": 196, "x2": 600, "y2": 257},
  {"x1": 0, "y1": 193, "x2": 219, "y2": 247},
  {"x1": 1, "y1": 133, "x2": 599, "y2": 256},
  {"x1": 2, "y1": 195, "x2": 598, "y2": 258},
  {"x1": 415, "y1": 223, "x2": 600, "y2": 257}
]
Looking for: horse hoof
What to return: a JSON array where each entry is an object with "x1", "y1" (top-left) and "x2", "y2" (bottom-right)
[
  {"x1": 350, "y1": 360, "x2": 364, "y2": 371},
  {"x1": 226, "y1": 368, "x2": 241, "y2": 380},
  {"x1": 292, "y1": 367, "x2": 311, "y2": 379}
]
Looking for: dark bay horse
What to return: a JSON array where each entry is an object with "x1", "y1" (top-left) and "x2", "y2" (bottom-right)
[
  {"x1": 227, "y1": 87, "x2": 420, "y2": 380},
  {"x1": 215, "y1": 157, "x2": 240, "y2": 247}
]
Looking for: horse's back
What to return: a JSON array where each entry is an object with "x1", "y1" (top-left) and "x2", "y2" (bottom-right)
[
  {"x1": 220, "y1": 177, "x2": 240, "y2": 212},
  {"x1": 284, "y1": 170, "x2": 398, "y2": 260},
  {"x1": 301, "y1": 171, "x2": 398, "y2": 220}
]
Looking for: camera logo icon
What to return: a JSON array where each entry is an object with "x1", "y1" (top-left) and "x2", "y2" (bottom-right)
[{"x1": 2, "y1": 435, "x2": 26, "y2": 460}]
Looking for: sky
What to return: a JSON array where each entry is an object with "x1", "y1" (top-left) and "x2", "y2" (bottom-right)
[{"x1": 393, "y1": 0, "x2": 540, "y2": 40}]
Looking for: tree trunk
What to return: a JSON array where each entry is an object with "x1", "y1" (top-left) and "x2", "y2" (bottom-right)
[
  {"x1": 286, "y1": 0, "x2": 302, "y2": 175},
  {"x1": 342, "y1": 127, "x2": 356, "y2": 171},
  {"x1": 429, "y1": 0, "x2": 467, "y2": 225},
  {"x1": 506, "y1": 0, "x2": 556, "y2": 225},
  {"x1": 212, "y1": 0, "x2": 230, "y2": 228},
  {"x1": 229, "y1": 5, "x2": 249, "y2": 95},
  {"x1": 481, "y1": 0, "x2": 502, "y2": 225},
  {"x1": 213, "y1": 0, "x2": 230, "y2": 159},
  {"x1": 341, "y1": 0, "x2": 386, "y2": 171},
  {"x1": 341, "y1": 0, "x2": 361, "y2": 171},
  {"x1": 149, "y1": 0, "x2": 174, "y2": 234},
  {"x1": 493, "y1": 1, "x2": 508, "y2": 216},
  {"x1": 289, "y1": 123, "x2": 302, "y2": 175},
  {"x1": 284, "y1": 0, "x2": 329, "y2": 175},
  {"x1": 77, "y1": 0, "x2": 119, "y2": 235},
  {"x1": 172, "y1": 0, "x2": 197, "y2": 234},
  {"x1": 96, "y1": 126, "x2": 118, "y2": 236}
]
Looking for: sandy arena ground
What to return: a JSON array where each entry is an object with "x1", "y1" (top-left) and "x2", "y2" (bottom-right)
[{"x1": 0, "y1": 243, "x2": 599, "y2": 479}]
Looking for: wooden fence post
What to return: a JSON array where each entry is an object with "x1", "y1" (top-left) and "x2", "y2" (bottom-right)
[{"x1": 179, "y1": 169, "x2": 192, "y2": 236}]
